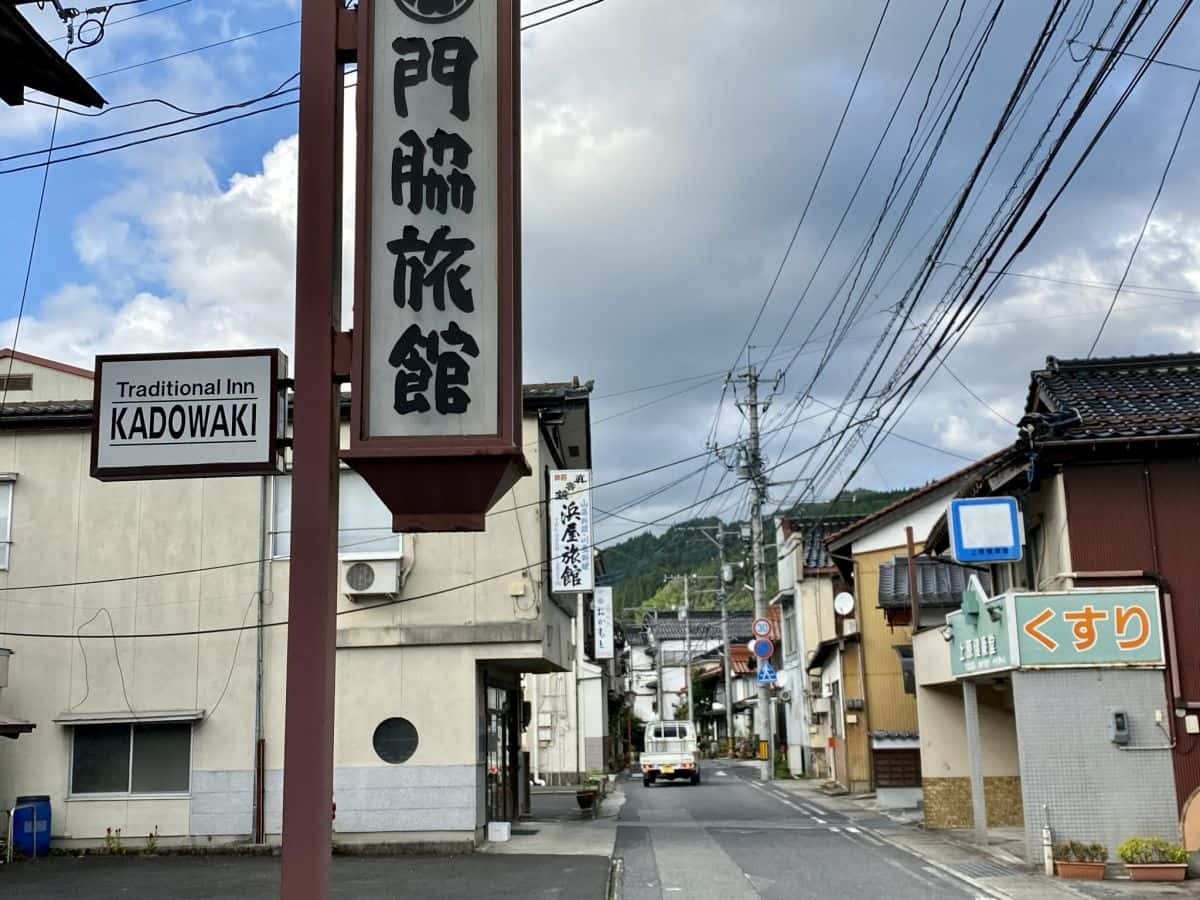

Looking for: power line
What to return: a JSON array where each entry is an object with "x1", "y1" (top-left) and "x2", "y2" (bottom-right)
[
  {"x1": 814, "y1": 0, "x2": 1190, "y2": 513},
  {"x1": 0, "y1": 99, "x2": 298, "y2": 177},
  {"x1": 49, "y1": 0, "x2": 194, "y2": 44},
  {"x1": 7, "y1": 74, "x2": 300, "y2": 163},
  {"x1": 0, "y1": 416, "x2": 881, "y2": 640},
  {"x1": 1088, "y1": 75, "x2": 1200, "y2": 356},
  {"x1": 85, "y1": 20, "x2": 300, "y2": 81},
  {"x1": 2, "y1": 101, "x2": 61, "y2": 414},
  {"x1": 940, "y1": 360, "x2": 1016, "y2": 426},
  {"x1": 521, "y1": 0, "x2": 609, "y2": 31},
  {"x1": 728, "y1": 0, "x2": 892, "y2": 373}
]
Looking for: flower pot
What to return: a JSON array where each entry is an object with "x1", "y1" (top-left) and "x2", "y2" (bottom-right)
[
  {"x1": 1055, "y1": 860, "x2": 1106, "y2": 880},
  {"x1": 575, "y1": 791, "x2": 597, "y2": 810},
  {"x1": 1127, "y1": 863, "x2": 1187, "y2": 882}
]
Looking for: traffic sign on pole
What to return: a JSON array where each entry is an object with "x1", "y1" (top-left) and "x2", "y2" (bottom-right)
[
  {"x1": 757, "y1": 662, "x2": 777, "y2": 685},
  {"x1": 752, "y1": 618, "x2": 771, "y2": 638},
  {"x1": 752, "y1": 637, "x2": 774, "y2": 659}
]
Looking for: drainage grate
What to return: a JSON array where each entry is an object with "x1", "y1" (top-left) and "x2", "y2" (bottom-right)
[
  {"x1": 510, "y1": 827, "x2": 540, "y2": 836},
  {"x1": 950, "y1": 860, "x2": 1019, "y2": 879}
]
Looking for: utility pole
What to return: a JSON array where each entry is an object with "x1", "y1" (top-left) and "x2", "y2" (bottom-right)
[
  {"x1": 683, "y1": 575, "x2": 692, "y2": 724},
  {"x1": 687, "y1": 523, "x2": 735, "y2": 755},
  {"x1": 652, "y1": 612, "x2": 664, "y2": 718},
  {"x1": 736, "y1": 364, "x2": 773, "y2": 781}
]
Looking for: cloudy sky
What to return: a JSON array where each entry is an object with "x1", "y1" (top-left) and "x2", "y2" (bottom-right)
[{"x1": 4, "y1": 0, "x2": 1200, "y2": 545}]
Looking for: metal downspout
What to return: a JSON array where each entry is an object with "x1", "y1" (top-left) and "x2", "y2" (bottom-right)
[{"x1": 253, "y1": 475, "x2": 269, "y2": 844}]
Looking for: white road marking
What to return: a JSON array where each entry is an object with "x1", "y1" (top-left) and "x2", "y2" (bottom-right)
[
  {"x1": 857, "y1": 829, "x2": 885, "y2": 846},
  {"x1": 846, "y1": 826, "x2": 861, "y2": 834},
  {"x1": 810, "y1": 817, "x2": 827, "y2": 825},
  {"x1": 829, "y1": 826, "x2": 840, "y2": 833},
  {"x1": 715, "y1": 770, "x2": 729, "y2": 777}
]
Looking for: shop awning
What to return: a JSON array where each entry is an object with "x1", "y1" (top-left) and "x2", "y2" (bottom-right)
[
  {"x1": 0, "y1": 712, "x2": 36, "y2": 739},
  {"x1": 53, "y1": 708, "x2": 205, "y2": 726}
]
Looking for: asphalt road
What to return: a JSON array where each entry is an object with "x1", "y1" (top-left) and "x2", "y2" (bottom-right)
[{"x1": 616, "y1": 763, "x2": 986, "y2": 900}]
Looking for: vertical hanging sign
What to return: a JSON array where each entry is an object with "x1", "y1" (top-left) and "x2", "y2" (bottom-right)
[
  {"x1": 550, "y1": 469, "x2": 594, "y2": 593},
  {"x1": 593, "y1": 586, "x2": 614, "y2": 659},
  {"x1": 345, "y1": 0, "x2": 526, "y2": 532}
]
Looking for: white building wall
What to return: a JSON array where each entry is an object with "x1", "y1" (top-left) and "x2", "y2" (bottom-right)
[{"x1": 0, "y1": 361, "x2": 574, "y2": 847}]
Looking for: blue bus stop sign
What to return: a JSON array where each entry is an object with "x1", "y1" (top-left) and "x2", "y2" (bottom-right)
[{"x1": 948, "y1": 497, "x2": 1022, "y2": 564}]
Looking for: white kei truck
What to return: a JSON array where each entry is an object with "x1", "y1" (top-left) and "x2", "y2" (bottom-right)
[{"x1": 638, "y1": 720, "x2": 701, "y2": 786}]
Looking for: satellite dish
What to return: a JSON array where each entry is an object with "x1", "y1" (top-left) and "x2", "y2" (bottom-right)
[{"x1": 834, "y1": 592, "x2": 856, "y2": 617}]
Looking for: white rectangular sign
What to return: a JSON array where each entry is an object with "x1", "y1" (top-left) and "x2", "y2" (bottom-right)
[
  {"x1": 550, "y1": 469, "x2": 593, "y2": 593},
  {"x1": 92, "y1": 350, "x2": 285, "y2": 481},
  {"x1": 366, "y1": 0, "x2": 499, "y2": 437},
  {"x1": 593, "y1": 586, "x2": 614, "y2": 660}
]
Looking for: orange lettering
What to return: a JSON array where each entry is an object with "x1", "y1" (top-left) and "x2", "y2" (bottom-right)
[
  {"x1": 1023, "y1": 608, "x2": 1057, "y2": 651},
  {"x1": 1115, "y1": 605, "x2": 1151, "y2": 651},
  {"x1": 1063, "y1": 605, "x2": 1109, "y2": 652}
]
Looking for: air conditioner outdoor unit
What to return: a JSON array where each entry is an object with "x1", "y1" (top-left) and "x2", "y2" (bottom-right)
[
  {"x1": 340, "y1": 557, "x2": 402, "y2": 600},
  {"x1": 778, "y1": 689, "x2": 793, "y2": 703},
  {"x1": 811, "y1": 697, "x2": 831, "y2": 715}
]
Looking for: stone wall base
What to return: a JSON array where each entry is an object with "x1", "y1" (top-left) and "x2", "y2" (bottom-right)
[{"x1": 923, "y1": 776, "x2": 1023, "y2": 829}]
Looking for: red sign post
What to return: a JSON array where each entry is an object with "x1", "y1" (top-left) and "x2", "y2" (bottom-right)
[{"x1": 282, "y1": 1, "x2": 524, "y2": 897}]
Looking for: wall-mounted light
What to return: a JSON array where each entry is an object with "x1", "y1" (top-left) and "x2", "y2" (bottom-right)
[{"x1": 940, "y1": 625, "x2": 954, "y2": 643}]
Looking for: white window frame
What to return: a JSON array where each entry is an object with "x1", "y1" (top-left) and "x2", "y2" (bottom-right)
[
  {"x1": 66, "y1": 721, "x2": 194, "y2": 800},
  {"x1": 782, "y1": 602, "x2": 797, "y2": 659},
  {"x1": 270, "y1": 467, "x2": 403, "y2": 561},
  {"x1": 0, "y1": 475, "x2": 15, "y2": 571}
]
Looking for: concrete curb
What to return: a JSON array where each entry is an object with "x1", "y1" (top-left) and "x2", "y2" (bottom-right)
[{"x1": 607, "y1": 856, "x2": 623, "y2": 900}]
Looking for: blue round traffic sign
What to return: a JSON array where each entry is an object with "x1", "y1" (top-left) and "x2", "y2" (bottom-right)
[{"x1": 752, "y1": 637, "x2": 774, "y2": 659}]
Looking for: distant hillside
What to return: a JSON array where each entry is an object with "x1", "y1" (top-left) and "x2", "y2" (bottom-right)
[{"x1": 604, "y1": 487, "x2": 917, "y2": 621}]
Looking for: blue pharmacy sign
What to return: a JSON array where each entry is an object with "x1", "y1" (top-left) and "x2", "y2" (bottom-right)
[{"x1": 948, "y1": 497, "x2": 1022, "y2": 564}]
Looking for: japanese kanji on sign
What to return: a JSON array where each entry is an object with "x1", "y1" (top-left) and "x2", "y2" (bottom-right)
[
  {"x1": 343, "y1": 0, "x2": 527, "y2": 532},
  {"x1": 549, "y1": 469, "x2": 593, "y2": 593}
]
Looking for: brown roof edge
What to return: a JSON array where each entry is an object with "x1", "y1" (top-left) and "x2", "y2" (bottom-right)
[
  {"x1": 824, "y1": 447, "x2": 1015, "y2": 552},
  {"x1": 0, "y1": 348, "x2": 93, "y2": 379},
  {"x1": 924, "y1": 444, "x2": 1026, "y2": 554}
]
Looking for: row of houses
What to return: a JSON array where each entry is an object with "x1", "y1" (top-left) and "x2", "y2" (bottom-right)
[
  {"x1": 771, "y1": 350, "x2": 1200, "y2": 864},
  {"x1": 0, "y1": 350, "x2": 624, "y2": 849}
]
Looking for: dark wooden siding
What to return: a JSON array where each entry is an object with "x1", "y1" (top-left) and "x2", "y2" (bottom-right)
[
  {"x1": 872, "y1": 749, "x2": 921, "y2": 788},
  {"x1": 1063, "y1": 460, "x2": 1200, "y2": 810}
]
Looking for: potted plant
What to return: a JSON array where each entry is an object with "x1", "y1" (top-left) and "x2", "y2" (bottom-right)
[
  {"x1": 1117, "y1": 837, "x2": 1189, "y2": 882},
  {"x1": 1053, "y1": 841, "x2": 1107, "y2": 880},
  {"x1": 576, "y1": 773, "x2": 605, "y2": 811}
]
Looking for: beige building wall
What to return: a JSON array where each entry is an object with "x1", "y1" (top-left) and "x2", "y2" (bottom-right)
[
  {"x1": 0, "y1": 360, "x2": 572, "y2": 847},
  {"x1": 913, "y1": 625, "x2": 1022, "y2": 829}
]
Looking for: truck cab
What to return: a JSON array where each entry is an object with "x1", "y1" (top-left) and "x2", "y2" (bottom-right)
[{"x1": 640, "y1": 720, "x2": 701, "y2": 786}]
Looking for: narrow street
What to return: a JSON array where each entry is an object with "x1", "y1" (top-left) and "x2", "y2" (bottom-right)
[{"x1": 616, "y1": 763, "x2": 984, "y2": 900}]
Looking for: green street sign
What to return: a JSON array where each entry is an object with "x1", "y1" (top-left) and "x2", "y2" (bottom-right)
[
  {"x1": 948, "y1": 575, "x2": 1015, "y2": 678},
  {"x1": 1014, "y1": 588, "x2": 1163, "y2": 669},
  {"x1": 947, "y1": 583, "x2": 1164, "y2": 678}
]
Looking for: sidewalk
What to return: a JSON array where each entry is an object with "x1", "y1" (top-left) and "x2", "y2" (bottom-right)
[
  {"x1": 0, "y1": 790, "x2": 621, "y2": 900},
  {"x1": 480, "y1": 784, "x2": 623, "y2": 858},
  {"x1": 772, "y1": 776, "x2": 1200, "y2": 900}
]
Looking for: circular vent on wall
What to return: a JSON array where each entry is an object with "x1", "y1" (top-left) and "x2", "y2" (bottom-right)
[
  {"x1": 373, "y1": 717, "x2": 419, "y2": 764},
  {"x1": 346, "y1": 562, "x2": 376, "y2": 592}
]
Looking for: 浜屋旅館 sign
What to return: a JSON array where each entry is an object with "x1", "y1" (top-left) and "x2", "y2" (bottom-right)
[
  {"x1": 948, "y1": 582, "x2": 1163, "y2": 678},
  {"x1": 91, "y1": 349, "x2": 286, "y2": 481}
]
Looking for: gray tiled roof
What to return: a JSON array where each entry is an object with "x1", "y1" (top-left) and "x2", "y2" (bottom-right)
[
  {"x1": 1026, "y1": 353, "x2": 1200, "y2": 441},
  {"x1": 788, "y1": 516, "x2": 861, "y2": 569},
  {"x1": 878, "y1": 556, "x2": 992, "y2": 609}
]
